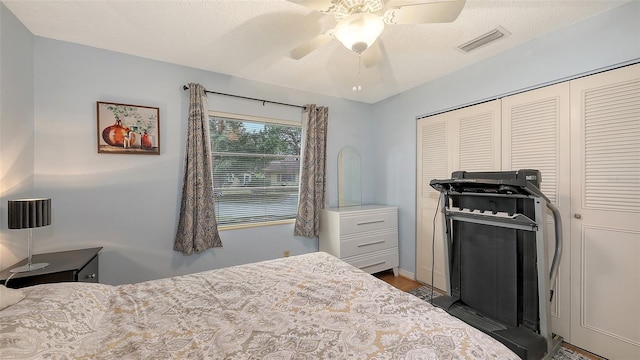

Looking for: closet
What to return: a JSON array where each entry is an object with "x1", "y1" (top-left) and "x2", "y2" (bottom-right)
[{"x1": 416, "y1": 63, "x2": 639, "y2": 359}]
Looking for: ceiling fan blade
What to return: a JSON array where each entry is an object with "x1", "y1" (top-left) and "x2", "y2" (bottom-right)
[
  {"x1": 384, "y1": 0, "x2": 465, "y2": 24},
  {"x1": 287, "y1": 0, "x2": 335, "y2": 13},
  {"x1": 362, "y1": 41, "x2": 383, "y2": 68},
  {"x1": 288, "y1": 33, "x2": 334, "y2": 60}
]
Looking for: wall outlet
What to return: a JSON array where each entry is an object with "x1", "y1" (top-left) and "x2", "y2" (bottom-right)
[{"x1": 283, "y1": 250, "x2": 290, "y2": 257}]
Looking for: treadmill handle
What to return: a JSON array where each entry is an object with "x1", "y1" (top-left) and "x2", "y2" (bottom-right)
[{"x1": 547, "y1": 201, "x2": 563, "y2": 302}]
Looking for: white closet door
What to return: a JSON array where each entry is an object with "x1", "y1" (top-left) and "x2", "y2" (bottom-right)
[
  {"x1": 501, "y1": 82, "x2": 571, "y2": 340},
  {"x1": 416, "y1": 114, "x2": 451, "y2": 290},
  {"x1": 416, "y1": 100, "x2": 501, "y2": 291},
  {"x1": 451, "y1": 100, "x2": 502, "y2": 172},
  {"x1": 570, "y1": 64, "x2": 640, "y2": 359}
]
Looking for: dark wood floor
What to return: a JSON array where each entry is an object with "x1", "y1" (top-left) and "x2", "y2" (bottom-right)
[{"x1": 373, "y1": 269, "x2": 604, "y2": 360}]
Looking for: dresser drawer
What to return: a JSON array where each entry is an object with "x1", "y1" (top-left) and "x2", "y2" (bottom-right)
[
  {"x1": 77, "y1": 255, "x2": 99, "y2": 283},
  {"x1": 340, "y1": 230, "x2": 398, "y2": 258},
  {"x1": 344, "y1": 248, "x2": 399, "y2": 274},
  {"x1": 340, "y1": 210, "x2": 397, "y2": 235}
]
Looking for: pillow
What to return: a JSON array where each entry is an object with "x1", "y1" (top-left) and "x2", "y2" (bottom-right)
[{"x1": 0, "y1": 285, "x2": 26, "y2": 310}]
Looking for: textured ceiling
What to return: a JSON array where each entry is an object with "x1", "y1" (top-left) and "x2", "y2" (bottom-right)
[{"x1": 3, "y1": 0, "x2": 631, "y2": 104}]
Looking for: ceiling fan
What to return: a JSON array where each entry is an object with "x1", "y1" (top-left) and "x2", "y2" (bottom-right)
[{"x1": 287, "y1": 0, "x2": 466, "y2": 67}]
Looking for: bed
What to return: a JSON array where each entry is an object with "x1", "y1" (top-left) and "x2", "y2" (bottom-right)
[{"x1": 1, "y1": 252, "x2": 518, "y2": 359}]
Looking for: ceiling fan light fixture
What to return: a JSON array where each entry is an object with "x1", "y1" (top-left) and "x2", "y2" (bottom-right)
[{"x1": 334, "y1": 12, "x2": 384, "y2": 53}]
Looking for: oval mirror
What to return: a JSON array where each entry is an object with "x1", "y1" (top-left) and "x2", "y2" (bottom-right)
[{"x1": 338, "y1": 146, "x2": 361, "y2": 207}]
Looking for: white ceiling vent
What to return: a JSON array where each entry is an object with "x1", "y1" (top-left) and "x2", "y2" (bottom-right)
[{"x1": 458, "y1": 26, "x2": 511, "y2": 53}]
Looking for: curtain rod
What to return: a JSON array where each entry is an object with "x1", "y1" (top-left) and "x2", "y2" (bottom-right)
[{"x1": 182, "y1": 85, "x2": 305, "y2": 110}]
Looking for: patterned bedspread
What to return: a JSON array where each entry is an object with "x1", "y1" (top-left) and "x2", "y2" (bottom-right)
[{"x1": 0, "y1": 252, "x2": 518, "y2": 359}]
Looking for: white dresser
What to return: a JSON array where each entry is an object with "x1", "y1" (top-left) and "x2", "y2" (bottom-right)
[{"x1": 319, "y1": 205, "x2": 399, "y2": 276}]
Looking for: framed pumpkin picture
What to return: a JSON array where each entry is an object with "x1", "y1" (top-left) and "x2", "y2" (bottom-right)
[{"x1": 97, "y1": 101, "x2": 160, "y2": 155}]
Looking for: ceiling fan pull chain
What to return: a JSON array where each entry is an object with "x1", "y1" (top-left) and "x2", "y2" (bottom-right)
[
  {"x1": 353, "y1": 54, "x2": 362, "y2": 92},
  {"x1": 358, "y1": 54, "x2": 362, "y2": 91}
]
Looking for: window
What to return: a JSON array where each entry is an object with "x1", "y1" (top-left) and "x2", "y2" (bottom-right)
[{"x1": 209, "y1": 112, "x2": 302, "y2": 227}]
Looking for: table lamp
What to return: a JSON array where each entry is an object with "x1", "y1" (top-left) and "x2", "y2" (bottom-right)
[{"x1": 7, "y1": 198, "x2": 52, "y2": 273}]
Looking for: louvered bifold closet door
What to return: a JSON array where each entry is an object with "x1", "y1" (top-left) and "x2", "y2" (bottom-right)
[
  {"x1": 569, "y1": 64, "x2": 640, "y2": 360},
  {"x1": 416, "y1": 100, "x2": 501, "y2": 290},
  {"x1": 583, "y1": 81, "x2": 640, "y2": 211},
  {"x1": 501, "y1": 82, "x2": 571, "y2": 340},
  {"x1": 416, "y1": 114, "x2": 451, "y2": 290},
  {"x1": 451, "y1": 100, "x2": 501, "y2": 172}
]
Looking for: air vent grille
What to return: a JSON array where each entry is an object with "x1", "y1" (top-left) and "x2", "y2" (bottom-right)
[{"x1": 458, "y1": 26, "x2": 510, "y2": 53}]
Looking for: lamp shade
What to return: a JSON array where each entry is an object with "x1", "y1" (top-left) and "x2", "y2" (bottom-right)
[
  {"x1": 334, "y1": 12, "x2": 384, "y2": 53},
  {"x1": 8, "y1": 198, "x2": 52, "y2": 229}
]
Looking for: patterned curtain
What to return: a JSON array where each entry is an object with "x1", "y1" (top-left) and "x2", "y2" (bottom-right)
[
  {"x1": 174, "y1": 83, "x2": 222, "y2": 254},
  {"x1": 294, "y1": 104, "x2": 328, "y2": 238}
]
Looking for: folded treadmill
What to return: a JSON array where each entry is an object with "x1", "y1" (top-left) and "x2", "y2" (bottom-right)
[{"x1": 429, "y1": 170, "x2": 563, "y2": 360}]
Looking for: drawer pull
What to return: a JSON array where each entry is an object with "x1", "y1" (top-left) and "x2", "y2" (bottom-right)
[
  {"x1": 361, "y1": 261, "x2": 385, "y2": 269},
  {"x1": 357, "y1": 240, "x2": 385, "y2": 247},
  {"x1": 86, "y1": 273, "x2": 96, "y2": 279},
  {"x1": 357, "y1": 219, "x2": 385, "y2": 226}
]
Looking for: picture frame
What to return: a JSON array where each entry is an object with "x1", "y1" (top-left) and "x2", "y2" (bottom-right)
[{"x1": 97, "y1": 101, "x2": 160, "y2": 155}]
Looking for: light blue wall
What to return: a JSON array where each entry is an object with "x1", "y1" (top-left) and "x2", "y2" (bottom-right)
[
  {"x1": 32, "y1": 37, "x2": 375, "y2": 285},
  {"x1": 371, "y1": 1, "x2": 640, "y2": 275},
  {"x1": 0, "y1": 3, "x2": 35, "y2": 270},
  {"x1": 3, "y1": 1, "x2": 639, "y2": 284}
]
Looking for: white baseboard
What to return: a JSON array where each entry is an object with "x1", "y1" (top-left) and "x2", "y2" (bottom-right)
[{"x1": 398, "y1": 268, "x2": 414, "y2": 280}]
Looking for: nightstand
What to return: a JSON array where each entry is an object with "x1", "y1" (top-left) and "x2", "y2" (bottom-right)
[{"x1": 0, "y1": 247, "x2": 102, "y2": 289}]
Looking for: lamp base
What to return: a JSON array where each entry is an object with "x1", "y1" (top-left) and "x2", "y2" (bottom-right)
[{"x1": 10, "y1": 262, "x2": 49, "y2": 273}]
